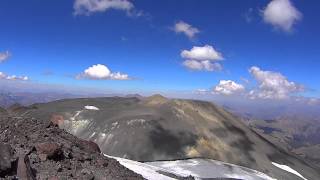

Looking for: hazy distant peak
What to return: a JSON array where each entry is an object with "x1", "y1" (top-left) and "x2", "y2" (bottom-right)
[
  {"x1": 125, "y1": 94, "x2": 144, "y2": 99},
  {"x1": 0, "y1": 106, "x2": 7, "y2": 115},
  {"x1": 143, "y1": 94, "x2": 168, "y2": 105},
  {"x1": 7, "y1": 103, "x2": 23, "y2": 110},
  {"x1": 149, "y1": 94, "x2": 166, "y2": 98}
]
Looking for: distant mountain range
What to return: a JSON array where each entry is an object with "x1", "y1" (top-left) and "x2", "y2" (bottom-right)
[
  {"x1": 0, "y1": 92, "x2": 79, "y2": 108},
  {"x1": 222, "y1": 102, "x2": 320, "y2": 167},
  {"x1": 0, "y1": 91, "x2": 125, "y2": 108},
  {"x1": 245, "y1": 116, "x2": 320, "y2": 167}
]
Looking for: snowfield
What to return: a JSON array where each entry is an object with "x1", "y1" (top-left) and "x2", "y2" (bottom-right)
[
  {"x1": 84, "y1": 105, "x2": 100, "y2": 110},
  {"x1": 271, "y1": 162, "x2": 308, "y2": 180},
  {"x1": 105, "y1": 155, "x2": 275, "y2": 180},
  {"x1": 147, "y1": 159, "x2": 275, "y2": 180},
  {"x1": 107, "y1": 155, "x2": 175, "y2": 180}
]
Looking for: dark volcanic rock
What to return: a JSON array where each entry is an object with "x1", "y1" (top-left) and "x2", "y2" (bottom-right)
[
  {"x1": 0, "y1": 110, "x2": 144, "y2": 179},
  {"x1": 77, "y1": 139, "x2": 101, "y2": 154},
  {"x1": 0, "y1": 143, "x2": 14, "y2": 177},
  {"x1": 17, "y1": 154, "x2": 36, "y2": 180},
  {"x1": 35, "y1": 142, "x2": 63, "y2": 161},
  {"x1": 49, "y1": 114, "x2": 64, "y2": 127}
]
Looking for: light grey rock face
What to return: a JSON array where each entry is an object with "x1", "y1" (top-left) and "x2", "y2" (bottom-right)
[{"x1": 25, "y1": 96, "x2": 320, "y2": 180}]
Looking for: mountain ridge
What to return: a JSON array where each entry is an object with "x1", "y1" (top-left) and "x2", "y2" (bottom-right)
[{"x1": 15, "y1": 96, "x2": 320, "y2": 180}]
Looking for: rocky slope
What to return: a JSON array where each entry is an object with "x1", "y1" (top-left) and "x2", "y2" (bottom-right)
[
  {"x1": 21, "y1": 95, "x2": 320, "y2": 180},
  {"x1": 0, "y1": 107, "x2": 144, "y2": 179},
  {"x1": 225, "y1": 100, "x2": 320, "y2": 167},
  {"x1": 248, "y1": 117, "x2": 320, "y2": 167}
]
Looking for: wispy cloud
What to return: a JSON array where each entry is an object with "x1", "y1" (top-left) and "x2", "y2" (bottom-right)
[
  {"x1": 173, "y1": 21, "x2": 200, "y2": 39},
  {"x1": 42, "y1": 70, "x2": 54, "y2": 76},
  {"x1": 243, "y1": 8, "x2": 255, "y2": 23},
  {"x1": 0, "y1": 51, "x2": 11, "y2": 63},
  {"x1": 193, "y1": 89, "x2": 210, "y2": 95},
  {"x1": 73, "y1": 0, "x2": 134, "y2": 16}
]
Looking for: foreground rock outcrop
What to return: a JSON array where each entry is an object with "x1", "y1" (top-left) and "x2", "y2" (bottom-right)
[
  {"x1": 0, "y1": 108, "x2": 144, "y2": 179},
  {"x1": 0, "y1": 143, "x2": 15, "y2": 177}
]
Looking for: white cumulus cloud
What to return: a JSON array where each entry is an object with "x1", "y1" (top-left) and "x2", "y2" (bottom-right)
[
  {"x1": 0, "y1": 72, "x2": 29, "y2": 81},
  {"x1": 263, "y1": 0, "x2": 302, "y2": 32},
  {"x1": 213, "y1": 80, "x2": 245, "y2": 95},
  {"x1": 249, "y1": 66, "x2": 303, "y2": 99},
  {"x1": 173, "y1": 21, "x2": 200, "y2": 39},
  {"x1": 78, "y1": 64, "x2": 130, "y2": 80},
  {"x1": 74, "y1": 0, "x2": 134, "y2": 16},
  {"x1": 181, "y1": 45, "x2": 223, "y2": 71},
  {"x1": 0, "y1": 51, "x2": 10, "y2": 63},
  {"x1": 183, "y1": 60, "x2": 222, "y2": 72},
  {"x1": 181, "y1": 45, "x2": 223, "y2": 61}
]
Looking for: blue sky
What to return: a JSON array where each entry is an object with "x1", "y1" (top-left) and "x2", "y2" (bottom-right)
[{"x1": 0, "y1": 0, "x2": 319, "y2": 100}]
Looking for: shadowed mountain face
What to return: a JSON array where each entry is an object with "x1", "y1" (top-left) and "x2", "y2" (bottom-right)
[
  {"x1": 247, "y1": 117, "x2": 320, "y2": 167},
  {"x1": 16, "y1": 96, "x2": 320, "y2": 180},
  {"x1": 224, "y1": 102, "x2": 320, "y2": 168}
]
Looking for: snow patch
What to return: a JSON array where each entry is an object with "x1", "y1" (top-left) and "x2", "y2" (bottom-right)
[
  {"x1": 89, "y1": 132, "x2": 96, "y2": 138},
  {"x1": 127, "y1": 119, "x2": 146, "y2": 125},
  {"x1": 272, "y1": 162, "x2": 307, "y2": 180},
  {"x1": 149, "y1": 159, "x2": 275, "y2": 180},
  {"x1": 111, "y1": 122, "x2": 119, "y2": 130},
  {"x1": 84, "y1": 105, "x2": 100, "y2": 110},
  {"x1": 105, "y1": 155, "x2": 274, "y2": 180},
  {"x1": 104, "y1": 155, "x2": 175, "y2": 180},
  {"x1": 70, "y1": 110, "x2": 82, "y2": 121},
  {"x1": 105, "y1": 134, "x2": 114, "y2": 143}
]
